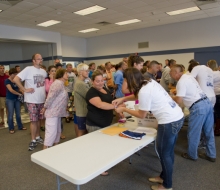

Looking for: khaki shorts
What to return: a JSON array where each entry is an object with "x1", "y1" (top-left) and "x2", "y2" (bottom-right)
[{"x1": 0, "y1": 97, "x2": 6, "y2": 109}]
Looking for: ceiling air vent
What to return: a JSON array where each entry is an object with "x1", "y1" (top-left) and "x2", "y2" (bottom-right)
[
  {"x1": 138, "y1": 42, "x2": 149, "y2": 49},
  {"x1": 96, "y1": 21, "x2": 111, "y2": 26},
  {"x1": 0, "y1": 0, "x2": 23, "y2": 6}
]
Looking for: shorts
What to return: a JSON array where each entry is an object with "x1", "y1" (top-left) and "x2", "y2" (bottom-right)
[
  {"x1": 76, "y1": 116, "x2": 86, "y2": 130},
  {"x1": 0, "y1": 97, "x2": 6, "y2": 109},
  {"x1": 73, "y1": 113, "x2": 78, "y2": 124},
  {"x1": 26, "y1": 103, "x2": 44, "y2": 122}
]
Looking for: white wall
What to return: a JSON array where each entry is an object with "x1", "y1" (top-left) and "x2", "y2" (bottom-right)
[
  {"x1": 61, "y1": 35, "x2": 87, "y2": 57},
  {"x1": 0, "y1": 42, "x2": 22, "y2": 61},
  {"x1": 86, "y1": 16, "x2": 220, "y2": 64},
  {"x1": 86, "y1": 53, "x2": 194, "y2": 69}
]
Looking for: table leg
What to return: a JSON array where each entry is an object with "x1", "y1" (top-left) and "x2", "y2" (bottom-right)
[
  {"x1": 77, "y1": 185, "x2": 80, "y2": 190},
  {"x1": 56, "y1": 175, "x2": 61, "y2": 190},
  {"x1": 154, "y1": 140, "x2": 160, "y2": 160}
]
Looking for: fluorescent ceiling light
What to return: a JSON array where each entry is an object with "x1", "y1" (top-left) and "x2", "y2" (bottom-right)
[
  {"x1": 79, "y1": 28, "x2": 99, "y2": 33},
  {"x1": 166, "y1": 6, "x2": 200, "y2": 16},
  {"x1": 74, "y1": 5, "x2": 106, "y2": 16},
  {"x1": 115, "y1": 19, "x2": 141, "y2": 25},
  {"x1": 37, "y1": 20, "x2": 61, "y2": 27}
]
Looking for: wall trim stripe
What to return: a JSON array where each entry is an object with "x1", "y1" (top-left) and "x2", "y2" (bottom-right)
[{"x1": 1, "y1": 46, "x2": 220, "y2": 65}]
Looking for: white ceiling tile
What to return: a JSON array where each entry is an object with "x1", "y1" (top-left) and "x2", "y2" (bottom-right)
[
  {"x1": 0, "y1": 3, "x2": 11, "y2": 10},
  {"x1": 31, "y1": 6, "x2": 54, "y2": 13},
  {"x1": 43, "y1": 1, "x2": 67, "y2": 9},
  {"x1": 58, "y1": 5, "x2": 80, "y2": 13},
  {"x1": 176, "y1": 14, "x2": 208, "y2": 21},
  {"x1": 125, "y1": 1, "x2": 148, "y2": 9},
  {"x1": 140, "y1": 0, "x2": 167, "y2": 5},
  {"x1": 5, "y1": 7, "x2": 27, "y2": 14},
  {"x1": 23, "y1": 0, "x2": 52, "y2": 5},
  {"x1": 199, "y1": 2, "x2": 220, "y2": 10},
  {"x1": 15, "y1": 14, "x2": 36, "y2": 20},
  {"x1": 54, "y1": 0, "x2": 80, "y2": 5},
  {"x1": 0, "y1": 11, "x2": 21, "y2": 18},
  {"x1": 206, "y1": 11, "x2": 220, "y2": 17},
  {"x1": 25, "y1": 10, "x2": 47, "y2": 17},
  {"x1": 203, "y1": 6, "x2": 220, "y2": 13},
  {"x1": 167, "y1": 0, "x2": 192, "y2": 5},
  {"x1": 69, "y1": 1, "x2": 95, "y2": 9},
  {"x1": 152, "y1": 1, "x2": 172, "y2": 9},
  {"x1": 95, "y1": 1, "x2": 122, "y2": 9},
  {"x1": 15, "y1": 1, "x2": 40, "y2": 10}
]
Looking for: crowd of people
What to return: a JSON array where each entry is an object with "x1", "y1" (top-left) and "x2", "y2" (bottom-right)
[{"x1": 0, "y1": 53, "x2": 219, "y2": 190}]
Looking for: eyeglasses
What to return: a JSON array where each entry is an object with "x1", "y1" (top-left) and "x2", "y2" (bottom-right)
[{"x1": 35, "y1": 59, "x2": 43, "y2": 61}]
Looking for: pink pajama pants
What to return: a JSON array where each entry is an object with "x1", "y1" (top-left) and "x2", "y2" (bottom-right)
[{"x1": 44, "y1": 117, "x2": 61, "y2": 147}]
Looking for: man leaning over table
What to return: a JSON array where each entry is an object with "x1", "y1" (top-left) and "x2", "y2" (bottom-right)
[{"x1": 170, "y1": 64, "x2": 216, "y2": 162}]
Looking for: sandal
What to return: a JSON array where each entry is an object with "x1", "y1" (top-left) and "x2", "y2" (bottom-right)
[
  {"x1": 9, "y1": 130, "x2": 15, "y2": 134},
  {"x1": 60, "y1": 135, "x2": 66, "y2": 139},
  {"x1": 19, "y1": 127, "x2": 27, "y2": 130},
  {"x1": 181, "y1": 153, "x2": 197, "y2": 161},
  {"x1": 100, "y1": 171, "x2": 109, "y2": 176}
]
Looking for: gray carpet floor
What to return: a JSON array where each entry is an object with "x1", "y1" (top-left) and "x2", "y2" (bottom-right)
[{"x1": 0, "y1": 120, "x2": 220, "y2": 190}]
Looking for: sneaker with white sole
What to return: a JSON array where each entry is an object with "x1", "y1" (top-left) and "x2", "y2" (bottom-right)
[
  {"x1": 28, "y1": 141, "x2": 37, "y2": 151},
  {"x1": 36, "y1": 137, "x2": 44, "y2": 144}
]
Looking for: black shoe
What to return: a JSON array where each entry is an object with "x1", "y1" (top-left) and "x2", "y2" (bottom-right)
[
  {"x1": 199, "y1": 153, "x2": 216, "y2": 162},
  {"x1": 28, "y1": 141, "x2": 37, "y2": 151}
]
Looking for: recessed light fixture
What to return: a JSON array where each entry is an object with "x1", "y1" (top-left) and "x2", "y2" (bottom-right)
[
  {"x1": 74, "y1": 5, "x2": 106, "y2": 16},
  {"x1": 79, "y1": 28, "x2": 99, "y2": 33},
  {"x1": 37, "y1": 20, "x2": 61, "y2": 27},
  {"x1": 166, "y1": 6, "x2": 200, "y2": 16},
  {"x1": 0, "y1": 10, "x2": 3, "y2": 13},
  {"x1": 115, "y1": 19, "x2": 141, "y2": 26}
]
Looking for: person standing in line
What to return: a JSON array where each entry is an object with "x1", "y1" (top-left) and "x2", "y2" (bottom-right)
[
  {"x1": 0, "y1": 65, "x2": 9, "y2": 126},
  {"x1": 143, "y1": 60, "x2": 159, "y2": 80},
  {"x1": 15, "y1": 65, "x2": 21, "y2": 73},
  {"x1": 156, "y1": 63, "x2": 163, "y2": 83},
  {"x1": 54, "y1": 58, "x2": 61, "y2": 66},
  {"x1": 74, "y1": 63, "x2": 92, "y2": 137},
  {"x1": 88, "y1": 62, "x2": 96, "y2": 78},
  {"x1": 105, "y1": 62, "x2": 115, "y2": 95},
  {"x1": 113, "y1": 68, "x2": 184, "y2": 190},
  {"x1": 170, "y1": 64, "x2": 216, "y2": 162},
  {"x1": 5, "y1": 68, "x2": 26, "y2": 134},
  {"x1": 207, "y1": 60, "x2": 220, "y2": 136},
  {"x1": 164, "y1": 59, "x2": 169, "y2": 68},
  {"x1": 65, "y1": 63, "x2": 76, "y2": 123},
  {"x1": 114, "y1": 61, "x2": 128, "y2": 98},
  {"x1": 41, "y1": 69, "x2": 68, "y2": 149},
  {"x1": 14, "y1": 53, "x2": 47, "y2": 151},
  {"x1": 160, "y1": 59, "x2": 176, "y2": 92}
]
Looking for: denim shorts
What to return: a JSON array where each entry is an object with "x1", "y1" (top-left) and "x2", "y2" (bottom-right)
[{"x1": 76, "y1": 116, "x2": 86, "y2": 130}]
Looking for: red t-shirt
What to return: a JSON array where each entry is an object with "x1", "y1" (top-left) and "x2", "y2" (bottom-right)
[{"x1": 0, "y1": 74, "x2": 9, "y2": 97}]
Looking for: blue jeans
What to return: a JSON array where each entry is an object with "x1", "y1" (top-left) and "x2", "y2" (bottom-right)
[
  {"x1": 157, "y1": 117, "x2": 184, "y2": 188},
  {"x1": 188, "y1": 99, "x2": 216, "y2": 159},
  {"x1": 6, "y1": 99, "x2": 23, "y2": 130}
]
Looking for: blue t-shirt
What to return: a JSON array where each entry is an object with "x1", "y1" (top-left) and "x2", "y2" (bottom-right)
[
  {"x1": 4, "y1": 79, "x2": 19, "y2": 100},
  {"x1": 89, "y1": 71, "x2": 93, "y2": 78},
  {"x1": 114, "y1": 70, "x2": 124, "y2": 98}
]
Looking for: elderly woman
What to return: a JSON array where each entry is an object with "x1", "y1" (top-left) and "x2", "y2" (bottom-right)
[
  {"x1": 74, "y1": 63, "x2": 92, "y2": 137},
  {"x1": 113, "y1": 68, "x2": 184, "y2": 190},
  {"x1": 41, "y1": 69, "x2": 68, "y2": 149},
  {"x1": 5, "y1": 68, "x2": 26, "y2": 134}
]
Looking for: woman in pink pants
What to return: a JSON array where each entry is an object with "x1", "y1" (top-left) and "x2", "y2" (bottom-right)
[{"x1": 41, "y1": 69, "x2": 68, "y2": 149}]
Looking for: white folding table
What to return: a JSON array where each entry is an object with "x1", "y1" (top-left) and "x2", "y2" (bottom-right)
[{"x1": 31, "y1": 120, "x2": 157, "y2": 190}]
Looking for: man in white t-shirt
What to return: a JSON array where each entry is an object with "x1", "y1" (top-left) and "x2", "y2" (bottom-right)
[
  {"x1": 191, "y1": 65, "x2": 216, "y2": 106},
  {"x1": 14, "y1": 54, "x2": 47, "y2": 151},
  {"x1": 170, "y1": 64, "x2": 216, "y2": 162}
]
